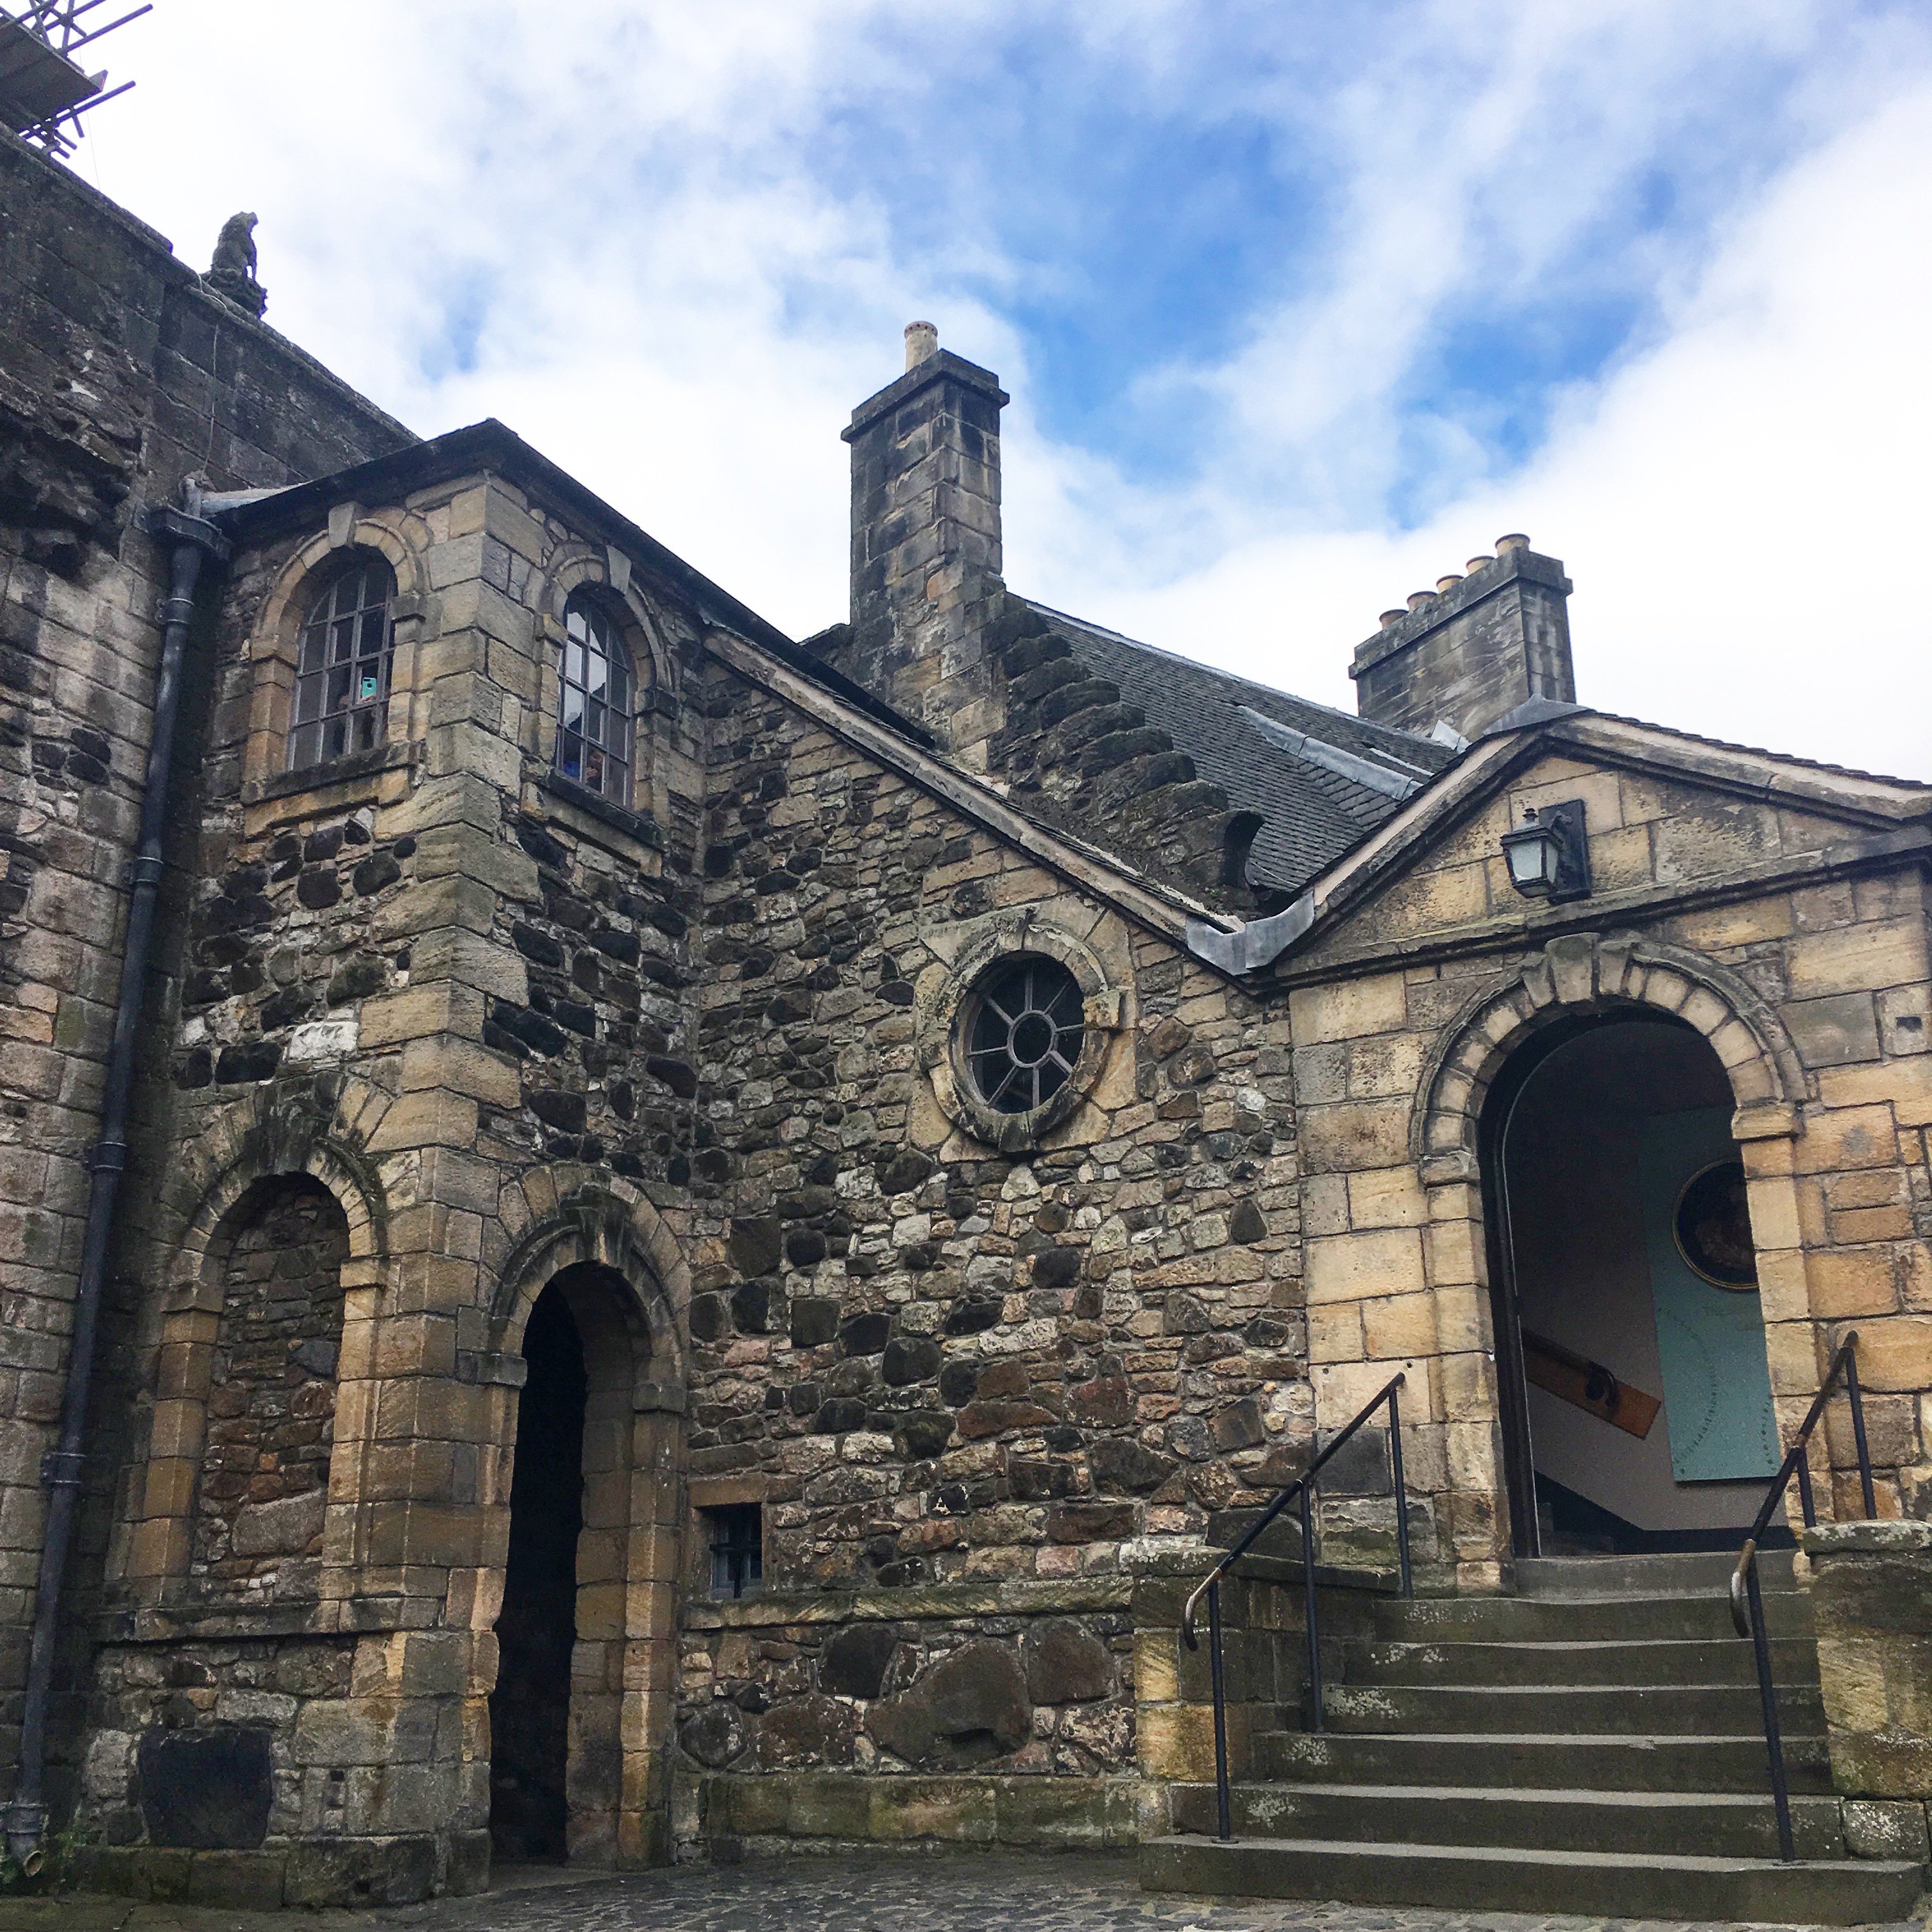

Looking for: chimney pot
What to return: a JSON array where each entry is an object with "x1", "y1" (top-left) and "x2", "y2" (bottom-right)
[
  {"x1": 1379, "y1": 610, "x2": 1406, "y2": 629},
  {"x1": 1436, "y1": 574, "x2": 1464, "y2": 594},
  {"x1": 904, "y1": 321, "x2": 939, "y2": 370},
  {"x1": 1496, "y1": 532, "x2": 1529, "y2": 554},
  {"x1": 1407, "y1": 591, "x2": 1435, "y2": 612},
  {"x1": 1466, "y1": 555, "x2": 1494, "y2": 573}
]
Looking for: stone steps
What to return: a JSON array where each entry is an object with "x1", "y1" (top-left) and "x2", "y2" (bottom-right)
[
  {"x1": 1343, "y1": 1634, "x2": 1820, "y2": 1687},
  {"x1": 1256, "y1": 1728, "x2": 1833, "y2": 1794},
  {"x1": 1139, "y1": 1836, "x2": 1926, "y2": 1923},
  {"x1": 1169, "y1": 1781, "x2": 1848, "y2": 1859},
  {"x1": 1512, "y1": 1549, "x2": 1795, "y2": 1598},
  {"x1": 1368, "y1": 1590, "x2": 1811, "y2": 1643},
  {"x1": 1148, "y1": 1552, "x2": 1919, "y2": 1921},
  {"x1": 1317, "y1": 1680, "x2": 1823, "y2": 1736}
]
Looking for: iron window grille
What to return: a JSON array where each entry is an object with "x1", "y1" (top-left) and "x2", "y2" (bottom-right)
[
  {"x1": 706, "y1": 1503, "x2": 762, "y2": 1599},
  {"x1": 967, "y1": 956, "x2": 1086, "y2": 1114},
  {"x1": 288, "y1": 557, "x2": 395, "y2": 771},
  {"x1": 556, "y1": 593, "x2": 634, "y2": 805}
]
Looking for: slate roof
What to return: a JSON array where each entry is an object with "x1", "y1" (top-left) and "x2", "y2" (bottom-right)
[{"x1": 1023, "y1": 601, "x2": 1459, "y2": 893}]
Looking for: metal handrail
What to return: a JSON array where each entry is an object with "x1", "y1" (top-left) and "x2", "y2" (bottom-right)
[
  {"x1": 1180, "y1": 1372, "x2": 1413, "y2": 1841},
  {"x1": 1729, "y1": 1331, "x2": 1874, "y2": 1864}
]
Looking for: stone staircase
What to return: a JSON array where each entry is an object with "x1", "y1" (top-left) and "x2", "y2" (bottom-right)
[{"x1": 1142, "y1": 1551, "x2": 1928, "y2": 1923}]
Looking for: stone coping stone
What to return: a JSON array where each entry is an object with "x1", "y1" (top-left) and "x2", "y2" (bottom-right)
[
  {"x1": 698, "y1": 1768, "x2": 1142, "y2": 1850},
  {"x1": 1804, "y1": 1522, "x2": 1932, "y2": 1556},
  {"x1": 104, "y1": 1604, "x2": 341, "y2": 1644},
  {"x1": 686, "y1": 1577, "x2": 1133, "y2": 1629}
]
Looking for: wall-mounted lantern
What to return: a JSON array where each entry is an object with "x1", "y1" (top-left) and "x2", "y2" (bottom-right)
[{"x1": 1500, "y1": 799, "x2": 1592, "y2": 902}]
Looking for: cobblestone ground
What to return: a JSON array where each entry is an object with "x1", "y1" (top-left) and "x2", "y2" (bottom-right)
[{"x1": 6, "y1": 1853, "x2": 1927, "y2": 1932}]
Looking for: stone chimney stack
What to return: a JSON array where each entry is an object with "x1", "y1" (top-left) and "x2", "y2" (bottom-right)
[
  {"x1": 1351, "y1": 534, "x2": 1576, "y2": 741},
  {"x1": 842, "y1": 324, "x2": 1009, "y2": 765}
]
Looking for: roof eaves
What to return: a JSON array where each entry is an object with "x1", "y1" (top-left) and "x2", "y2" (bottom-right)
[{"x1": 210, "y1": 419, "x2": 933, "y2": 749}]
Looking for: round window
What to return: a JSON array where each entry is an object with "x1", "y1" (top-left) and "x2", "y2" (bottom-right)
[
  {"x1": 1674, "y1": 1159, "x2": 1758, "y2": 1290},
  {"x1": 967, "y1": 957, "x2": 1086, "y2": 1115}
]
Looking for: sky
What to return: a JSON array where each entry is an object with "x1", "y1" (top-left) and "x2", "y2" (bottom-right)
[{"x1": 60, "y1": 0, "x2": 1932, "y2": 778}]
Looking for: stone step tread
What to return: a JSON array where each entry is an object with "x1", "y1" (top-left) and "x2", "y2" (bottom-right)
[
  {"x1": 1257, "y1": 1728, "x2": 1832, "y2": 1793},
  {"x1": 1344, "y1": 1637, "x2": 1820, "y2": 1686},
  {"x1": 1512, "y1": 1552, "x2": 1799, "y2": 1600},
  {"x1": 1324, "y1": 1680, "x2": 1820, "y2": 1697},
  {"x1": 1320, "y1": 1682, "x2": 1823, "y2": 1734},
  {"x1": 1177, "y1": 1780, "x2": 1837, "y2": 1808},
  {"x1": 1350, "y1": 1636, "x2": 1813, "y2": 1653},
  {"x1": 1269, "y1": 1729, "x2": 1820, "y2": 1745},
  {"x1": 1138, "y1": 1837, "x2": 1924, "y2": 1883},
  {"x1": 1139, "y1": 1836, "x2": 1925, "y2": 1924},
  {"x1": 1165, "y1": 1781, "x2": 1848, "y2": 1855}
]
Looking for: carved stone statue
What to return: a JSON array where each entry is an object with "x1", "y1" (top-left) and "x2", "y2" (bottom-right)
[{"x1": 206, "y1": 211, "x2": 266, "y2": 319}]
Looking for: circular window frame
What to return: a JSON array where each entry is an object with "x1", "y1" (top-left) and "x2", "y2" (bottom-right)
[
  {"x1": 917, "y1": 919, "x2": 1125, "y2": 1152},
  {"x1": 1673, "y1": 1158, "x2": 1758, "y2": 1291}
]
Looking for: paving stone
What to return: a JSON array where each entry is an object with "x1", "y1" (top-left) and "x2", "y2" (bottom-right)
[{"x1": 22, "y1": 1850, "x2": 1922, "y2": 1932}]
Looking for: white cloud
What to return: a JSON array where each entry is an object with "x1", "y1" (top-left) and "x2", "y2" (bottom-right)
[
  {"x1": 66, "y1": 0, "x2": 1932, "y2": 778},
  {"x1": 1068, "y1": 82, "x2": 1932, "y2": 778}
]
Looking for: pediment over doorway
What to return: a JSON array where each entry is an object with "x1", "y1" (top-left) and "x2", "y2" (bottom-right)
[{"x1": 1188, "y1": 709, "x2": 1931, "y2": 982}]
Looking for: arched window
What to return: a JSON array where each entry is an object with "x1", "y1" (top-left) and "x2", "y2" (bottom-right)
[
  {"x1": 288, "y1": 556, "x2": 396, "y2": 771},
  {"x1": 556, "y1": 593, "x2": 634, "y2": 805}
]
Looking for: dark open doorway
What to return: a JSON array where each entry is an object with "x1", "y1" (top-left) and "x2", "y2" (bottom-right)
[
  {"x1": 1482, "y1": 1012, "x2": 1782, "y2": 1558},
  {"x1": 489, "y1": 1282, "x2": 586, "y2": 1862}
]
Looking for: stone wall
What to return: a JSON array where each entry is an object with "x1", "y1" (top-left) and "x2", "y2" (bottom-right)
[
  {"x1": 72, "y1": 462, "x2": 708, "y2": 1897},
  {"x1": 0, "y1": 128, "x2": 411, "y2": 1811},
  {"x1": 687, "y1": 669, "x2": 1311, "y2": 1599},
  {"x1": 1805, "y1": 1519, "x2": 1932, "y2": 1865},
  {"x1": 678, "y1": 1556, "x2": 1314, "y2": 1855}
]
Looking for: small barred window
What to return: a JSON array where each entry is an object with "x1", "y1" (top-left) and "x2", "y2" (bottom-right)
[
  {"x1": 705, "y1": 1503, "x2": 762, "y2": 1598},
  {"x1": 967, "y1": 957, "x2": 1086, "y2": 1114},
  {"x1": 556, "y1": 593, "x2": 632, "y2": 805},
  {"x1": 288, "y1": 557, "x2": 395, "y2": 770}
]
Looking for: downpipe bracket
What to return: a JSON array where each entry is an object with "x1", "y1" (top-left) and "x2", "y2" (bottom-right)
[{"x1": 3, "y1": 1801, "x2": 45, "y2": 1874}]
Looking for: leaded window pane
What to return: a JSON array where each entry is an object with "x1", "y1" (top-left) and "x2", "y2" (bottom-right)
[
  {"x1": 288, "y1": 558, "x2": 396, "y2": 774},
  {"x1": 555, "y1": 594, "x2": 636, "y2": 806}
]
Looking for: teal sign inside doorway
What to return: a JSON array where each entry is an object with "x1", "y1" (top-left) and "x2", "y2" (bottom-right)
[{"x1": 1637, "y1": 1107, "x2": 1781, "y2": 1483}]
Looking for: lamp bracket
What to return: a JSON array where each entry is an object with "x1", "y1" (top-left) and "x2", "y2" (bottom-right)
[{"x1": 1539, "y1": 798, "x2": 1593, "y2": 901}]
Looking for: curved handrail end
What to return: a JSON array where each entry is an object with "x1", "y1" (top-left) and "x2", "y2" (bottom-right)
[{"x1": 1730, "y1": 1537, "x2": 1757, "y2": 1639}]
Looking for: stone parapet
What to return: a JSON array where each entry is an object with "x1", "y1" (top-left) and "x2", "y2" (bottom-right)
[{"x1": 1805, "y1": 1521, "x2": 1932, "y2": 1797}]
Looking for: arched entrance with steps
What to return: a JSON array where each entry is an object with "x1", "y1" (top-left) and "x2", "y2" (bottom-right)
[{"x1": 1481, "y1": 1011, "x2": 1782, "y2": 1556}]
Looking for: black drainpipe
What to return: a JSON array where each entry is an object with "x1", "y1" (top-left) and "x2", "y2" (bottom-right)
[{"x1": 3, "y1": 491, "x2": 229, "y2": 1869}]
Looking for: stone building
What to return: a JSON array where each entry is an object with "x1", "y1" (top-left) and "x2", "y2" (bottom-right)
[{"x1": 0, "y1": 128, "x2": 1928, "y2": 1915}]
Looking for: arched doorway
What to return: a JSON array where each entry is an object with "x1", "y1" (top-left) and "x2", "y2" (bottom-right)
[
  {"x1": 1483, "y1": 1013, "x2": 1781, "y2": 1557},
  {"x1": 489, "y1": 1261, "x2": 666, "y2": 1867},
  {"x1": 488, "y1": 1282, "x2": 585, "y2": 1861}
]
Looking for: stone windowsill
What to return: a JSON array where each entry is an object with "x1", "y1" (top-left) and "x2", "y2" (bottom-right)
[
  {"x1": 538, "y1": 768, "x2": 664, "y2": 860},
  {"x1": 243, "y1": 738, "x2": 415, "y2": 808},
  {"x1": 682, "y1": 1574, "x2": 1135, "y2": 1630}
]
